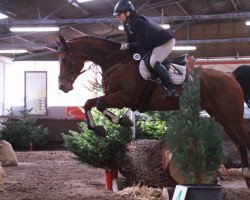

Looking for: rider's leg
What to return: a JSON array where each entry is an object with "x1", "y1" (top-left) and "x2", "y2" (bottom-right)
[
  {"x1": 153, "y1": 61, "x2": 179, "y2": 97},
  {"x1": 150, "y1": 38, "x2": 178, "y2": 97}
]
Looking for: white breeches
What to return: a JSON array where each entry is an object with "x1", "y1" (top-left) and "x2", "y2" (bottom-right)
[{"x1": 149, "y1": 38, "x2": 176, "y2": 68}]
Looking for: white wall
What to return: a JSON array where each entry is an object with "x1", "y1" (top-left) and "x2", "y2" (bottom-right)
[{"x1": 3, "y1": 61, "x2": 99, "y2": 116}]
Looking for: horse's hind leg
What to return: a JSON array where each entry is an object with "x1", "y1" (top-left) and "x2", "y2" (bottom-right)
[
  {"x1": 205, "y1": 103, "x2": 250, "y2": 187},
  {"x1": 224, "y1": 125, "x2": 250, "y2": 187},
  {"x1": 213, "y1": 113, "x2": 250, "y2": 186},
  {"x1": 223, "y1": 126, "x2": 249, "y2": 167}
]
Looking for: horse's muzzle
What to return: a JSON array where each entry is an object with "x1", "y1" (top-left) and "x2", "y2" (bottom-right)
[
  {"x1": 59, "y1": 84, "x2": 73, "y2": 93},
  {"x1": 58, "y1": 79, "x2": 73, "y2": 93},
  {"x1": 59, "y1": 84, "x2": 67, "y2": 92}
]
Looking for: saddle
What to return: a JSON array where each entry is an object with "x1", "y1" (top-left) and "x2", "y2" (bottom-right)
[
  {"x1": 136, "y1": 53, "x2": 188, "y2": 112},
  {"x1": 140, "y1": 53, "x2": 188, "y2": 85}
]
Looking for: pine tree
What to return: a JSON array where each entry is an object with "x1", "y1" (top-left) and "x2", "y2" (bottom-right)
[
  {"x1": 1, "y1": 107, "x2": 48, "y2": 150},
  {"x1": 165, "y1": 68, "x2": 223, "y2": 184},
  {"x1": 63, "y1": 108, "x2": 132, "y2": 170}
]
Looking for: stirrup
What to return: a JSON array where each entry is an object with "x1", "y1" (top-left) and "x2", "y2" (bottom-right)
[{"x1": 162, "y1": 88, "x2": 179, "y2": 98}]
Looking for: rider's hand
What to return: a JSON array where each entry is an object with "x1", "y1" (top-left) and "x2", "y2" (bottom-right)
[{"x1": 120, "y1": 43, "x2": 129, "y2": 51}]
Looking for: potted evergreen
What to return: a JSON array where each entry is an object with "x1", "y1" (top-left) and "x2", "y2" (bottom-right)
[
  {"x1": 1, "y1": 107, "x2": 48, "y2": 150},
  {"x1": 165, "y1": 68, "x2": 223, "y2": 200}
]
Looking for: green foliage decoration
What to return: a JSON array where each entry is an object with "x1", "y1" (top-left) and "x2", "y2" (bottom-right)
[
  {"x1": 63, "y1": 108, "x2": 132, "y2": 170},
  {"x1": 136, "y1": 111, "x2": 169, "y2": 139},
  {"x1": 0, "y1": 107, "x2": 48, "y2": 150},
  {"x1": 165, "y1": 68, "x2": 223, "y2": 184}
]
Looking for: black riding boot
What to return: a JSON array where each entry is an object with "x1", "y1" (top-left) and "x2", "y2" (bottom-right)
[{"x1": 154, "y1": 61, "x2": 179, "y2": 98}]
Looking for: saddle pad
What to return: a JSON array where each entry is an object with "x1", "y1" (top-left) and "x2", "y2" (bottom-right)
[
  {"x1": 139, "y1": 61, "x2": 187, "y2": 85},
  {"x1": 168, "y1": 63, "x2": 187, "y2": 85}
]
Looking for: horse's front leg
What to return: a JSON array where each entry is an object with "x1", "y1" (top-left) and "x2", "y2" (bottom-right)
[
  {"x1": 83, "y1": 97, "x2": 107, "y2": 137},
  {"x1": 95, "y1": 91, "x2": 136, "y2": 127},
  {"x1": 83, "y1": 91, "x2": 136, "y2": 137}
]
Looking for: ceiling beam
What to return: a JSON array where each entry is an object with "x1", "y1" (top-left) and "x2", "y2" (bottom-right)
[
  {"x1": 177, "y1": 37, "x2": 250, "y2": 45},
  {"x1": 66, "y1": 0, "x2": 90, "y2": 16},
  {"x1": 230, "y1": 0, "x2": 239, "y2": 11},
  {"x1": 2, "y1": 12, "x2": 250, "y2": 25},
  {"x1": 14, "y1": 36, "x2": 57, "y2": 52},
  {"x1": 1, "y1": 37, "x2": 250, "y2": 49},
  {"x1": 138, "y1": 0, "x2": 186, "y2": 11},
  {"x1": 0, "y1": 43, "x2": 55, "y2": 49},
  {"x1": 14, "y1": 51, "x2": 56, "y2": 61},
  {"x1": 175, "y1": 2, "x2": 189, "y2": 16},
  {"x1": 0, "y1": 5, "x2": 89, "y2": 41},
  {"x1": 43, "y1": 1, "x2": 72, "y2": 20},
  {"x1": 105, "y1": 0, "x2": 115, "y2": 7},
  {"x1": 137, "y1": 0, "x2": 152, "y2": 11},
  {"x1": 69, "y1": 27, "x2": 88, "y2": 36}
]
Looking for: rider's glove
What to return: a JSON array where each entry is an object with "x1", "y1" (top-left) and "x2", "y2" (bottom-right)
[{"x1": 120, "y1": 43, "x2": 129, "y2": 51}]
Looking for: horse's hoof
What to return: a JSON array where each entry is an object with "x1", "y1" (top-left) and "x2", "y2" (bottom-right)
[
  {"x1": 93, "y1": 126, "x2": 107, "y2": 138},
  {"x1": 242, "y1": 167, "x2": 250, "y2": 178},
  {"x1": 119, "y1": 115, "x2": 134, "y2": 127}
]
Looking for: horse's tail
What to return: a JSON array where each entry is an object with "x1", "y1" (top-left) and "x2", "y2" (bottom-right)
[{"x1": 233, "y1": 65, "x2": 250, "y2": 107}]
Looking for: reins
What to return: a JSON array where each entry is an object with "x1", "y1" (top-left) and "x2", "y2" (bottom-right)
[
  {"x1": 59, "y1": 39, "x2": 134, "y2": 81},
  {"x1": 80, "y1": 50, "x2": 124, "y2": 77}
]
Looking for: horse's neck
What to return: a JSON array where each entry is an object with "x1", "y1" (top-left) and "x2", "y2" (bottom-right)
[
  {"x1": 73, "y1": 38, "x2": 131, "y2": 72},
  {"x1": 74, "y1": 39, "x2": 118, "y2": 67}
]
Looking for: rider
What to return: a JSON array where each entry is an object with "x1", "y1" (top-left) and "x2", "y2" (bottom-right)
[{"x1": 113, "y1": 0, "x2": 179, "y2": 98}]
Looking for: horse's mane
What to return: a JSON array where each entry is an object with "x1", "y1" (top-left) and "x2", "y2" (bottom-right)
[
  {"x1": 69, "y1": 35, "x2": 133, "y2": 64},
  {"x1": 70, "y1": 35, "x2": 121, "y2": 50}
]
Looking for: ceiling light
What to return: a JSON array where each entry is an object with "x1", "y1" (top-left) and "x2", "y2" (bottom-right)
[
  {"x1": 10, "y1": 26, "x2": 59, "y2": 32},
  {"x1": 173, "y1": 46, "x2": 196, "y2": 51},
  {"x1": 77, "y1": 0, "x2": 92, "y2": 2},
  {"x1": 118, "y1": 25, "x2": 124, "y2": 31},
  {"x1": 0, "y1": 12, "x2": 8, "y2": 20},
  {"x1": 245, "y1": 21, "x2": 250, "y2": 26},
  {"x1": 0, "y1": 49, "x2": 27, "y2": 54},
  {"x1": 160, "y1": 24, "x2": 170, "y2": 29}
]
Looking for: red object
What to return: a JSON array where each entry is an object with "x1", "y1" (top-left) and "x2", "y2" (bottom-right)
[
  {"x1": 66, "y1": 106, "x2": 86, "y2": 120},
  {"x1": 105, "y1": 170, "x2": 113, "y2": 190},
  {"x1": 188, "y1": 56, "x2": 195, "y2": 72},
  {"x1": 112, "y1": 169, "x2": 118, "y2": 179}
]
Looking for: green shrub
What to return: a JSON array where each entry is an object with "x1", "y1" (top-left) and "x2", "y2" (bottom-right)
[
  {"x1": 1, "y1": 107, "x2": 48, "y2": 150},
  {"x1": 63, "y1": 108, "x2": 132, "y2": 170}
]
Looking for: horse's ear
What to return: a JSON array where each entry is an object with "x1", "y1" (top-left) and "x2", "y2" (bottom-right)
[
  {"x1": 59, "y1": 35, "x2": 67, "y2": 47},
  {"x1": 53, "y1": 38, "x2": 61, "y2": 47},
  {"x1": 56, "y1": 41, "x2": 60, "y2": 46},
  {"x1": 58, "y1": 35, "x2": 68, "y2": 52}
]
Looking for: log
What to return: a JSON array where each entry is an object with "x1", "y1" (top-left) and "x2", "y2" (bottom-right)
[
  {"x1": 116, "y1": 139, "x2": 177, "y2": 187},
  {"x1": 116, "y1": 139, "x2": 217, "y2": 187}
]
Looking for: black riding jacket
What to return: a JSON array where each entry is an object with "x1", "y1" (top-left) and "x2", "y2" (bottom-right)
[{"x1": 123, "y1": 13, "x2": 175, "y2": 53}]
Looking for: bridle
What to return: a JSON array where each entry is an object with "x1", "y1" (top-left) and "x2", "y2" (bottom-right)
[
  {"x1": 58, "y1": 41, "x2": 125, "y2": 83},
  {"x1": 58, "y1": 43, "x2": 92, "y2": 82}
]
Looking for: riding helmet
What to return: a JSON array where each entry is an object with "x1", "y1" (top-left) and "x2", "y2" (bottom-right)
[{"x1": 113, "y1": 0, "x2": 135, "y2": 15}]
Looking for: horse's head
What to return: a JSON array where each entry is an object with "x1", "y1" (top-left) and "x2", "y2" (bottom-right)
[{"x1": 57, "y1": 35, "x2": 87, "y2": 93}]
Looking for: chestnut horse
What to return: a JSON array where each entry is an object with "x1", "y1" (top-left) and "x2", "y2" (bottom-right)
[{"x1": 57, "y1": 35, "x2": 250, "y2": 187}]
